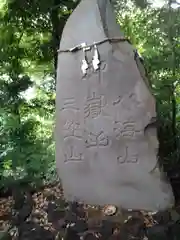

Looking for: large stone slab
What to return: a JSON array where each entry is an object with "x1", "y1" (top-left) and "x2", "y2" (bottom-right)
[{"x1": 55, "y1": 0, "x2": 174, "y2": 211}]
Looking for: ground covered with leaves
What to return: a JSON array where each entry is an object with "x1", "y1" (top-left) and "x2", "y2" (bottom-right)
[{"x1": 0, "y1": 182, "x2": 180, "y2": 240}]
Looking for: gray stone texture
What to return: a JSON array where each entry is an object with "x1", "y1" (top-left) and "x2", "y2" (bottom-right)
[{"x1": 56, "y1": 0, "x2": 174, "y2": 211}]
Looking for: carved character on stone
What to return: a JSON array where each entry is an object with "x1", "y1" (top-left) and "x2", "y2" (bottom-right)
[
  {"x1": 84, "y1": 92, "x2": 106, "y2": 119},
  {"x1": 114, "y1": 120, "x2": 143, "y2": 139},
  {"x1": 85, "y1": 131, "x2": 109, "y2": 148},
  {"x1": 117, "y1": 146, "x2": 138, "y2": 164},
  {"x1": 129, "y1": 93, "x2": 141, "y2": 107},
  {"x1": 64, "y1": 146, "x2": 84, "y2": 163},
  {"x1": 60, "y1": 98, "x2": 79, "y2": 111},
  {"x1": 63, "y1": 120, "x2": 82, "y2": 139},
  {"x1": 113, "y1": 96, "x2": 123, "y2": 106}
]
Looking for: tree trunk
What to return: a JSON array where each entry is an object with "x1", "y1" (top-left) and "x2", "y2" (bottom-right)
[
  {"x1": 168, "y1": 0, "x2": 177, "y2": 151},
  {"x1": 50, "y1": 0, "x2": 61, "y2": 77}
]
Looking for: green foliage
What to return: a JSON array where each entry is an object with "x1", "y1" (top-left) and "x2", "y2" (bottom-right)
[
  {"x1": 0, "y1": 0, "x2": 179, "y2": 192},
  {"x1": 0, "y1": 0, "x2": 79, "y2": 192}
]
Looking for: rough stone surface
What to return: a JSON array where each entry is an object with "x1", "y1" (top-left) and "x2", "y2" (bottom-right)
[{"x1": 55, "y1": 0, "x2": 174, "y2": 211}]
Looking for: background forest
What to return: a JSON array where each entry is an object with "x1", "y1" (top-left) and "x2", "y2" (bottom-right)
[{"x1": 0, "y1": 0, "x2": 180, "y2": 196}]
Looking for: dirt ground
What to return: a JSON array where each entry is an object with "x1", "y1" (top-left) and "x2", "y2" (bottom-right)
[{"x1": 0, "y1": 182, "x2": 180, "y2": 240}]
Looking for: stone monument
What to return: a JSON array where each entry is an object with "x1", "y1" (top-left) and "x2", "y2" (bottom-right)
[{"x1": 56, "y1": 0, "x2": 174, "y2": 211}]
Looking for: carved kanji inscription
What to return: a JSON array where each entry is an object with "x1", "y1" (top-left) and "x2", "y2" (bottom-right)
[
  {"x1": 129, "y1": 93, "x2": 141, "y2": 107},
  {"x1": 64, "y1": 146, "x2": 83, "y2": 163},
  {"x1": 113, "y1": 96, "x2": 123, "y2": 106},
  {"x1": 117, "y1": 146, "x2": 138, "y2": 164},
  {"x1": 84, "y1": 92, "x2": 105, "y2": 119},
  {"x1": 63, "y1": 120, "x2": 82, "y2": 139},
  {"x1": 85, "y1": 131, "x2": 109, "y2": 148},
  {"x1": 114, "y1": 120, "x2": 142, "y2": 139},
  {"x1": 112, "y1": 92, "x2": 141, "y2": 110},
  {"x1": 61, "y1": 98, "x2": 79, "y2": 111}
]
